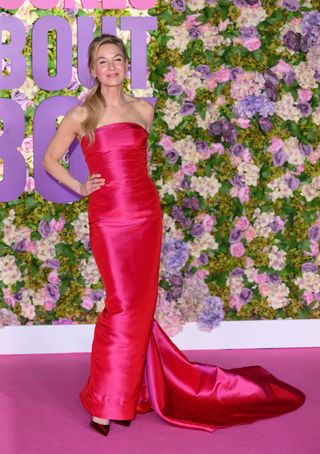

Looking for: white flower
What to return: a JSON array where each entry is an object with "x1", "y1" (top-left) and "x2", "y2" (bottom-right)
[
  {"x1": 190, "y1": 174, "x2": 221, "y2": 199},
  {"x1": 268, "y1": 245, "x2": 286, "y2": 271},
  {"x1": 238, "y1": 162, "x2": 260, "y2": 186}
]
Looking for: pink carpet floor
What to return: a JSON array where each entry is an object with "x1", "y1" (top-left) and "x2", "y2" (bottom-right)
[{"x1": 1, "y1": 347, "x2": 319, "y2": 454}]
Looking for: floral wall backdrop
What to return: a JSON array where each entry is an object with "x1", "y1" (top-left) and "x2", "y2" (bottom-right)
[{"x1": 1, "y1": 0, "x2": 320, "y2": 335}]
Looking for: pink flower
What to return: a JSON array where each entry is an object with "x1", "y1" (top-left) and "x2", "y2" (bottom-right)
[
  {"x1": 81, "y1": 297, "x2": 94, "y2": 310},
  {"x1": 185, "y1": 87, "x2": 196, "y2": 101},
  {"x1": 182, "y1": 162, "x2": 196, "y2": 175},
  {"x1": 238, "y1": 187, "x2": 250, "y2": 204},
  {"x1": 3, "y1": 288, "x2": 16, "y2": 307},
  {"x1": 298, "y1": 89, "x2": 312, "y2": 102},
  {"x1": 48, "y1": 271, "x2": 60, "y2": 284},
  {"x1": 209, "y1": 143, "x2": 224, "y2": 154},
  {"x1": 25, "y1": 176, "x2": 35, "y2": 192},
  {"x1": 236, "y1": 118, "x2": 250, "y2": 129},
  {"x1": 214, "y1": 67, "x2": 231, "y2": 83},
  {"x1": 270, "y1": 136, "x2": 284, "y2": 152},
  {"x1": 229, "y1": 294, "x2": 243, "y2": 310},
  {"x1": 272, "y1": 59, "x2": 291, "y2": 75},
  {"x1": 44, "y1": 298, "x2": 55, "y2": 311},
  {"x1": 235, "y1": 216, "x2": 250, "y2": 231},
  {"x1": 245, "y1": 257, "x2": 254, "y2": 268},
  {"x1": 294, "y1": 164, "x2": 304, "y2": 175},
  {"x1": 50, "y1": 217, "x2": 65, "y2": 232},
  {"x1": 303, "y1": 291, "x2": 314, "y2": 304},
  {"x1": 202, "y1": 214, "x2": 216, "y2": 232},
  {"x1": 309, "y1": 151, "x2": 320, "y2": 164},
  {"x1": 196, "y1": 269, "x2": 209, "y2": 279},
  {"x1": 159, "y1": 134, "x2": 174, "y2": 151},
  {"x1": 22, "y1": 137, "x2": 33, "y2": 150},
  {"x1": 242, "y1": 38, "x2": 261, "y2": 52},
  {"x1": 164, "y1": 67, "x2": 176, "y2": 83},
  {"x1": 230, "y1": 242, "x2": 245, "y2": 257},
  {"x1": 256, "y1": 272, "x2": 268, "y2": 284},
  {"x1": 25, "y1": 241, "x2": 36, "y2": 252},
  {"x1": 259, "y1": 283, "x2": 269, "y2": 297},
  {"x1": 205, "y1": 78, "x2": 217, "y2": 91}
]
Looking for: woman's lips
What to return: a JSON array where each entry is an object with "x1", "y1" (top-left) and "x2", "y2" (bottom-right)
[{"x1": 108, "y1": 73, "x2": 118, "y2": 78}]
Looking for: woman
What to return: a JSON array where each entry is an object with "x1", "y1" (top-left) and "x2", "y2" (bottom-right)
[{"x1": 43, "y1": 34, "x2": 305, "y2": 437}]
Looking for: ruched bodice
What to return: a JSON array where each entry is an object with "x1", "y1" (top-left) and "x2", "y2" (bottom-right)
[{"x1": 80, "y1": 122, "x2": 161, "y2": 223}]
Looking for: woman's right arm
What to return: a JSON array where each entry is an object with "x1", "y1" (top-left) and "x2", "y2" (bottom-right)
[{"x1": 42, "y1": 106, "x2": 105, "y2": 196}]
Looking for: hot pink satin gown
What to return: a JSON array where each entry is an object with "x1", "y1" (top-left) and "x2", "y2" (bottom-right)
[{"x1": 79, "y1": 122, "x2": 305, "y2": 432}]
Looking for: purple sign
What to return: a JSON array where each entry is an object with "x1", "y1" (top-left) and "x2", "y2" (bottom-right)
[{"x1": 0, "y1": 11, "x2": 157, "y2": 202}]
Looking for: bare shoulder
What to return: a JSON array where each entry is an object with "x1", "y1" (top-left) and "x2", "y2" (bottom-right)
[
  {"x1": 59, "y1": 105, "x2": 88, "y2": 138},
  {"x1": 135, "y1": 98, "x2": 155, "y2": 128},
  {"x1": 65, "y1": 105, "x2": 88, "y2": 125}
]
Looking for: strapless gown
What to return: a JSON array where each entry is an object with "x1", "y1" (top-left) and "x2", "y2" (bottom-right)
[{"x1": 79, "y1": 122, "x2": 305, "y2": 432}]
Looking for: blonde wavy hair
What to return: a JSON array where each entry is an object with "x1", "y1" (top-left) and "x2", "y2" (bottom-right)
[{"x1": 80, "y1": 34, "x2": 129, "y2": 146}]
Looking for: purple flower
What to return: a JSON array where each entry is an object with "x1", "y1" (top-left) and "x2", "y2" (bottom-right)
[
  {"x1": 235, "y1": 95, "x2": 274, "y2": 119},
  {"x1": 189, "y1": 26, "x2": 201, "y2": 39},
  {"x1": 167, "y1": 287, "x2": 183, "y2": 301},
  {"x1": 283, "y1": 0, "x2": 300, "y2": 11},
  {"x1": 230, "y1": 174, "x2": 246, "y2": 188},
  {"x1": 45, "y1": 259, "x2": 61, "y2": 269},
  {"x1": 259, "y1": 117, "x2": 273, "y2": 132},
  {"x1": 92, "y1": 289, "x2": 105, "y2": 301},
  {"x1": 180, "y1": 101, "x2": 195, "y2": 116},
  {"x1": 195, "y1": 140, "x2": 208, "y2": 153},
  {"x1": 283, "y1": 31, "x2": 301, "y2": 51},
  {"x1": 272, "y1": 149, "x2": 287, "y2": 166},
  {"x1": 191, "y1": 223, "x2": 205, "y2": 238},
  {"x1": 164, "y1": 149, "x2": 179, "y2": 164},
  {"x1": 208, "y1": 121, "x2": 222, "y2": 135},
  {"x1": 168, "y1": 273, "x2": 183, "y2": 287},
  {"x1": 286, "y1": 175, "x2": 300, "y2": 190},
  {"x1": 199, "y1": 252, "x2": 209, "y2": 265},
  {"x1": 229, "y1": 229, "x2": 243, "y2": 243},
  {"x1": 239, "y1": 288, "x2": 253, "y2": 302},
  {"x1": 283, "y1": 70, "x2": 296, "y2": 86},
  {"x1": 196, "y1": 64, "x2": 212, "y2": 79},
  {"x1": 299, "y1": 143, "x2": 313, "y2": 156},
  {"x1": 171, "y1": 0, "x2": 186, "y2": 11},
  {"x1": 161, "y1": 237, "x2": 190, "y2": 274},
  {"x1": 12, "y1": 239, "x2": 28, "y2": 251},
  {"x1": 301, "y1": 262, "x2": 318, "y2": 273},
  {"x1": 265, "y1": 81, "x2": 278, "y2": 102},
  {"x1": 245, "y1": 0, "x2": 259, "y2": 5},
  {"x1": 11, "y1": 89, "x2": 26, "y2": 104},
  {"x1": 230, "y1": 144, "x2": 245, "y2": 157},
  {"x1": 221, "y1": 120, "x2": 238, "y2": 144},
  {"x1": 264, "y1": 69, "x2": 279, "y2": 86},
  {"x1": 45, "y1": 283, "x2": 60, "y2": 302},
  {"x1": 297, "y1": 102, "x2": 312, "y2": 117},
  {"x1": 167, "y1": 83, "x2": 183, "y2": 96},
  {"x1": 183, "y1": 196, "x2": 200, "y2": 210},
  {"x1": 309, "y1": 225, "x2": 320, "y2": 241},
  {"x1": 240, "y1": 26, "x2": 258, "y2": 39},
  {"x1": 197, "y1": 295, "x2": 224, "y2": 331},
  {"x1": 269, "y1": 216, "x2": 285, "y2": 233},
  {"x1": 38, "y1": 220, "x2": 52, "y2": 239},
  {"x1": 267, "y1": 273, "x2": 281, "y2": 284},
  {"x1": 181, "y1": 178, "x2": 191, "y2": 190},
  {"x1": 230, "y1": 267, "x2": 245, "y2": 277}
]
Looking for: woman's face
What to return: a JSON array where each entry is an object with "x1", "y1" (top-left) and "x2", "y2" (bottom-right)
[{"x1": 91, "y1": 43, "x2": 128, "y2": 86}]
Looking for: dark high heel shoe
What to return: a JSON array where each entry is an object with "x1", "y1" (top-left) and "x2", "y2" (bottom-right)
[
  {"x1": 90, "y1": 418, "x2": 111, "y2": 436},
  {"x1": 112, "y1": 419, "x2": 131, "y2": 427}
]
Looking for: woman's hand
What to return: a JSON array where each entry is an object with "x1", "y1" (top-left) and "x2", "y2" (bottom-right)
[{"x1": 80, "y1": 173, "x2": 106, "y2": 196}]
